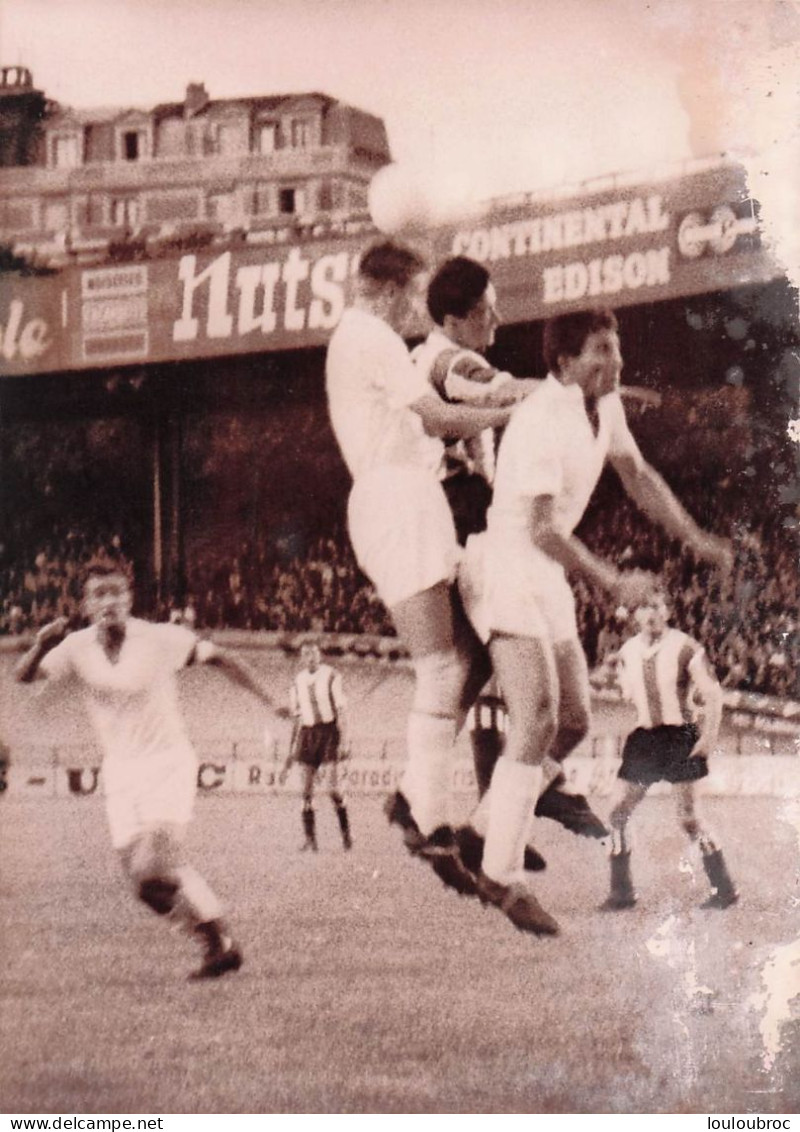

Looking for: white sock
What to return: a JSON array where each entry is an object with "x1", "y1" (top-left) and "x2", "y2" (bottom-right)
[
  {"x1": 471, "y1": 755, "x2": 555, "y2": 837},
  {"x1": 482, "y1": 758, "x2": 543, "y2": 883},
  {"x1": 403, "y1": 712, "x2": 456, "y2": 836},
  {"x1": 470, "y1": 791, "x2": 491, "y2": 837},
  {"x1": 173, "y1": 865, "x2": 223, "y2": 926}
]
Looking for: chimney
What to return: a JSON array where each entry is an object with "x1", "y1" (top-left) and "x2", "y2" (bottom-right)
[{"x1": 184, "y1": 82, "x2": 209, "y2": 118}]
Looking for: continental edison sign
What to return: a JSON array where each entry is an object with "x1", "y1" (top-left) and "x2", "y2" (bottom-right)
[
  {"x1": 439, "y1": 160, "x2": 774, "y2": 324},
  {"x1": 0, "y1": 160, "x2": 784, "y2": 376}
]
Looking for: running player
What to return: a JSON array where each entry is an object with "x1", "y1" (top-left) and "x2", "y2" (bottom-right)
[
  {"x1": 460, "y1": 307, "x2": 732, "y2": 934},
  {"x1": 281, "y1": 641, "x2": 351, "y2": 852},
  {"x1": 15, "y1": 560, "x2": 275, "y2": 979},
  {"x1": 600, "y1": 588, "x2": 738, "y2": 910},
  {"x1": 325, "y1": 240, "x2": 512, "y2": 895}
]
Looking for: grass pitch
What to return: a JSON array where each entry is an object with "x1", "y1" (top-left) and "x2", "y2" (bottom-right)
[{"x1": 2, "y1": 791, "x2": 799, "y2": 1115}]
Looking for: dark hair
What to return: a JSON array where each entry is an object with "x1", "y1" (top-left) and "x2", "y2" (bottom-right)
[
  {"x1": 358, "y1": 241, "x2": 426, "y2": 289},
  {"x1": 542, "y1": 308, "x2": 618, "y2": 374},
  {"x1": 426, "y1": 256, "x2": 490, "y2": 325},
  {"x1": 81, "y1": 557, "x2": 133, "y2": 590}
]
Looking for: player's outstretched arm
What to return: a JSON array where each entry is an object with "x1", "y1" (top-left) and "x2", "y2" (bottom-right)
[
  {"x1": 611, "y1": 455, "x2": 733, "y2": 572},
  {"x1": 441, "y1": 351, "x2": 541, "y2": 407},
  {"x1": 15, "y1": 618, "x2": 69, "y2": 683},
  {"x1": 412, "y1": 392, "x2": 513, "y2": 441},
  {"x1": 198, "y1": 641, "x2": 275, "y2": 707},
  {"x1": 529, "y1": 495, "x2": 657, "y2": 609},
  {"x1": 618, "y1": 386, "x2": 662, "y2": 410}
]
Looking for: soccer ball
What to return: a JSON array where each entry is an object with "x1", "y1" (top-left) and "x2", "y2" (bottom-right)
[{"x1": 368, "y1": 163, "x2": 436, "y2": 235}]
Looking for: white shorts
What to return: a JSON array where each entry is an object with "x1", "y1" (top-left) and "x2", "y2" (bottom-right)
[
  {"x1": 103, "y1": 750, "x2": 196, "y2": 850},
  {"x1": 459, "y1": 531, "x2": 580, "y2": 645},
  {"x1": 348, "y1": 466, "x2": 459, "y2": 609}
]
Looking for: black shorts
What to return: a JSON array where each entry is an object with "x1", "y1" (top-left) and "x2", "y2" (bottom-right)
[
  {"x1": 442, "y1": 472, "x2": 492, "y2": 546},
  {"x1": 618, "y1": 724, "x2": 708, "y2": 786},
  {"x1": 296, "y1": 723, "x2": 340, "y2": 769}
]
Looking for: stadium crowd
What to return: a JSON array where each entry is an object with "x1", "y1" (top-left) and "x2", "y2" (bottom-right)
[{"x1": 2, "y1": 484, "x2": 797, "y2": 700}]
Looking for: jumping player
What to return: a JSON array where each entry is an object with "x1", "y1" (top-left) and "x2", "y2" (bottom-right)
[
  {"x1": 415, "y1": 257, "x2": 610, "y2": 876},
  {"x1": 601, "y1": 588, "x2": 738, "y2": 911},
  {"x1": 281, "y1": 641, "x2": 351, "y2": 852},
  {"x1": 325, "y1": 241, "x2": 513, "y2": 896},
  {"x1": 15, "y1": 560, "x2": 275, "y2": 979},
  {"x1": 411, "y1": 255, "x2": 533, "y2": 544},
  {"x1": 459, "y1": 308, "x2": 732, "y2": 934}
]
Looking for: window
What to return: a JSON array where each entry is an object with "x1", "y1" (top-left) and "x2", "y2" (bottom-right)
[
  {"x1": 111, "y1": 198, "x2": 139, "y2": 228},
  {"x1": 207, "y1": 193, "x2": 234, "y2": 224},
  {"x1": 217, "y1": 124, "x2": 245, "y2": 156},
  {"x1": 290, "y1": 119, "x2": 312, "y2": 148},
  {"x1": 77, "y1": 195, "x2": 105, "y2": 227},
  {"x1": 318, "y1": 182, "x2": 333, "y2": 211},
  {"x1": 279, "y1": 187, "x2": 305, "y2": 215},
  {"x1": 248, "y1": 184, "x2": 274, "y2": 216},
  {"x1": 258, "y1": 123, "x2": 277, "y2": 154},
  {"x1": 123, "y1": 131, "x2": 140, "y2": 161},
  {"x1": 52, "y1": 134, "x2": 80, "y2": 168}
]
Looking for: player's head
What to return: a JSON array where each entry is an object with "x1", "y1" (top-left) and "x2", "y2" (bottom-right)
[
  {"x1": 633, "y1": 587, "x2": 671, "y2": 638},
  {"x1": 357, "y1": 241, "x2": 427, "y2": 335},
  {"x1": 81, "y1": 560, "x2": 133, "y2": 630},
  {"x1": 543, "y1": 308, "x2": 621, "y2": 397},
  {"x1": 300, "y1": 641, "x2": 322, "y2": 672},
  {"x1": 426, "y1": 256, "x2": 499, "y2": 351}
]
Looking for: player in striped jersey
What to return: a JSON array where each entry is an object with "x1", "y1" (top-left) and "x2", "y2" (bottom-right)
[
  {"x1": 601, "y1": 589, "x2": 738, "y2": 910},
  {"x1": 415, "y1": 258, "x2": 615, "y2": 877},
  {"x1": 282, "y1": 641, "x2": 351, "y2": 852},
  {"x1": 411, "y1": 256, "x2": 535, "y2": 545}
]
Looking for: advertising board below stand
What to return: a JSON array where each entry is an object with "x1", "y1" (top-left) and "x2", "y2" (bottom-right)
[
  {"x1": 0, "y1": 158, "x2": 785, "y2": 378},
  {"x1": 4, "y1": 690, "x2": 797, "y2": 800}
]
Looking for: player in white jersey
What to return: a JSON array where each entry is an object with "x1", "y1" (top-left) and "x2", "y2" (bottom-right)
[
  {"x1": 600, "y1": 589, "x2": 738, "y2": 910},
  {"x1": 15, "y1": 561, "x2": 276, "y2": 979},
  {"x1": 460, "y1": 307, "x2": 732, "y2": 935},
  {"x1": 281, "y1": 641, "x2": 351, "y2": 852},
  {"x1": 326, "y1": 241, "x2": 513, "y2": 897},
  {"x1": 414, "y1": 256, "x2": 610, "y2": 876}
]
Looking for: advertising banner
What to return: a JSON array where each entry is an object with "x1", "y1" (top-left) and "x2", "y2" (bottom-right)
[
  {"x1": 436, "y1": 160, "x2": 776, "y2": 324},
  {"x1": 0, "y1": 273, "x2": 66, "y2": 376},
  {"x1": 0, "y1": 160, "x2": 784, "y2": 378}
]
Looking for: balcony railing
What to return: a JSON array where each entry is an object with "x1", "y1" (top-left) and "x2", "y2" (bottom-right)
[{"x1": 0, "y1": 144, "x2": 362, "y2": 194}]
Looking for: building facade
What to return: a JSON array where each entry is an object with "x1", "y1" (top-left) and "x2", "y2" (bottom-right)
[{"x1": 0, "y1": 73, "x2": 390, "y2": 266}]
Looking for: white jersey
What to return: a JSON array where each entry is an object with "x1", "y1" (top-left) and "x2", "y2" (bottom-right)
[
  {"x1": 41, "y1": 618, "x2": 198, "y2": 765},
  {"x1": 326, "y1": 306, "x2": 442, "y2": 482},
  {"x1": 488, "y1": 375, "x2": 644, "y2": 571},
  {"x1": 617, "y1": 628, "x2": 708, "y2": 728}
]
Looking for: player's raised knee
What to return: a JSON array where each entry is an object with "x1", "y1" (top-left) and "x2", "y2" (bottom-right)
[{"x1": 138, "y1": 876, "x2": 179, "y2": 916}]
